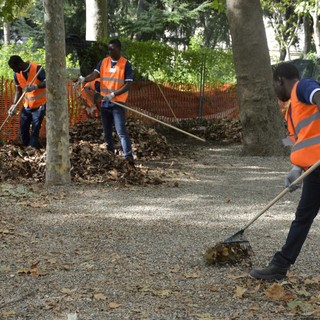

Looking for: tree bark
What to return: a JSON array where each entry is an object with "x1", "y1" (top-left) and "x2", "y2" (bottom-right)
[
  {"x1": 44, "y1": 0, "x2": 71, "y2": 185},
  {"x1": 3, "y1": 22, "x2": 10, "y2": 45},
  {"x1": 85, "y1": 0, "x2": 108, "y2": 41},
  {"x1": 311, "y1": 8, "x2": 320, "y2": 56},
  {"x1": 303, "y1": 14, "x2": 312, "y2": 57},
  {"x1": 226, "y1": 0, "x2": 286, "y2": 156}
]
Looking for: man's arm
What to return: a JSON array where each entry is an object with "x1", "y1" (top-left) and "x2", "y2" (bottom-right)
[
  {"x1": 313, "y1": 91, "x2": 320, "y2": 112},
  {"x1": 83, "y1": 70, "x2": 100, "y2": 83},
  {"x1": 13, "y1": 86, "x2": 23, "y2": 104},
  {"x1": 114, "y1": 81, "x2": 132, "y2": 96},
  {"x1": 36, "y1": 66, "x2": 46, "y2": 89}
]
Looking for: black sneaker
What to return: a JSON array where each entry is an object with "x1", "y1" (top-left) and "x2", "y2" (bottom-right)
[{"x1": 249, "y1": 264, "x2": 288, "y2": 280}]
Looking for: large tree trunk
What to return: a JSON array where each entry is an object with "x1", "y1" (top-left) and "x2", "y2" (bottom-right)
[
  {"x1": 226, "y1": 0, "x2": 286, "y2": 156},
  {"x1": 44, "y1": 0, "x2": 71, "y2": 185},
  {"x1": 86, "y1": 0, "x2": 108, "y2": 41}
]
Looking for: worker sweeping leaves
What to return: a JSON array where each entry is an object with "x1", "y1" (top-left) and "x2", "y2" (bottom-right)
[
  {"x1": 75, "y1": 39, "x2": 134, "y2": 165},
  {"x1": 8, "y1": 55, "x2": 46, "y2": 149},
  {"x1": 250, "y1": 63, "x2": 320, "y2": 280}
]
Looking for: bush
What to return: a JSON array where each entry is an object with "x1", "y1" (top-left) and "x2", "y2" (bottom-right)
[
  {"x1": 0, "y1": 37, "x2": 236, "y2": 85},
  {"x1": 0, "y1": 38, "x2": 78, "y2": 79}
]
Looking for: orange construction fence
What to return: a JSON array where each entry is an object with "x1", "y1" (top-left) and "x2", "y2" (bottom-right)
[{"x1": 0, "y1": 78, "x2": 239, "y2": 142}]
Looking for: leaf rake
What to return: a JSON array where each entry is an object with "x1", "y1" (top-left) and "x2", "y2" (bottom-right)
[{"x1": 205, "y1": 160, "x2": 320, "y2": 265}]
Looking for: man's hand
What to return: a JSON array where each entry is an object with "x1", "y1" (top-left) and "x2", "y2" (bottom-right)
[
  {"x1": 74, "y1": 75, "x2": 85, "y2": 88},
  {"x1": 24, "y1": 84, "x2": 38, "y2": 92},
  {"x1": 8, "y1": 104, "x2": 17, "y2": 117},
  {"x1": 103, "y1": 92, "x2": 115, "y2": 101},
  {"x1": 285, "y1": 165, "x2": 303, "y2": 192}
]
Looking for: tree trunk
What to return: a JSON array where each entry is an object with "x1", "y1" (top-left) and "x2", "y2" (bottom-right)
[
  {"x1": 85, "y1": 0, "x2": 108, "y2": 41},
  {"x1": 3, "y1": 22, "x2": 10, "y2": 45},
  {"x1": 226, "y1": 0, "x2": 286, "y2": 156},
  {"x1": 311, "y1": 9, "x2": 320, "y2": 56},
  {"x1": 44, "y1": 0, "x2": 71, "y2": 185},
  {"x1": 303, "y1": 14, "x2": 312, "y2": 57}
]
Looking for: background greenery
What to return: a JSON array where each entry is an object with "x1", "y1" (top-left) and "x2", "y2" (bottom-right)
[{"x1": 0, "y1": 37, "x2": 235, "y2": 85}]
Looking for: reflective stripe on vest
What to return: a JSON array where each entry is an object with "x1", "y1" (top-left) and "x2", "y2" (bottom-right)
[
  {"x1": 289, "y1": 82, "x2": 320, "y2": 168},
  {"x1": 16, "y1": 62, "x2": 46, "y2": 109},
  {"x1": 100, "y1": 56, "x2": 128, "y2": 102}
]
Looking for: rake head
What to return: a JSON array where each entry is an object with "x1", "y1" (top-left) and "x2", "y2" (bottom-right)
[{"x1": 204, "y1": 230, "x2": 254, "y2": 265}]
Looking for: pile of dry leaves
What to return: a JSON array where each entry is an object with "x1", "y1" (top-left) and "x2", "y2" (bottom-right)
[
  {"x1": 0, "y1": 118, "x2": 241, "y2": 185},
  {"x1": 0, "y1": 118, "x2": 175, "y2": 185}
]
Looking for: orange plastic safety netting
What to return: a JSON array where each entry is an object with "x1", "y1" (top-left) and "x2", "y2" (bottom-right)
[{"x1": 0, "y1": 79, "x2": 239, "y2": 142}]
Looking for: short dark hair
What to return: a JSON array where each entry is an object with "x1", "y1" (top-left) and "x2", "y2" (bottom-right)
[
  {"x1": 273, "y1": 62, "x2": 300, "y2": 81},
  {"x1": 8, "y1": 55, "x2": 24, "y2": 68},
  {"x1": 108, "y1": 39, "x2": 121, "y2": 49}
]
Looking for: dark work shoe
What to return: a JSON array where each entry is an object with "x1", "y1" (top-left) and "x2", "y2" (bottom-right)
[
  {"x1": 249, "y1": 264, "x2": 288, "y2": 280},
  {"x1": 125, "y1": 156, "x2": 135, "y2": 166}
]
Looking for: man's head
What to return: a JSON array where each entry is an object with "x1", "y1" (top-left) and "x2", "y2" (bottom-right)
[
  {"x1": 8, "y1": 55, "x2": 26, "y2": 73},
  {"x1": 273, "y1": 62, "x2": 300, "y2": 102},
  {"x1": 108, "y1": 39, "x2": 122, "y2": 60}
]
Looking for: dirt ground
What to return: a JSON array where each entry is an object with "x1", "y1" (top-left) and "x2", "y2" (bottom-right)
[{"x1": 1, "y1": 136, "x2": 320, "y2": 320}]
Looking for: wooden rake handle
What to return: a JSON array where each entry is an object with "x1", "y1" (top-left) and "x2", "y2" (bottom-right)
[
  {"x1": 242, "y1": 159, "x2": 320, "y2": 232},
  {"x1": 112, "y1": 100, "x2": 206, "y2": 142}
]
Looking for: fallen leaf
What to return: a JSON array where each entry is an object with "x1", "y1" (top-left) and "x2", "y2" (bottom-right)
[
  {"x1": 287, "y1": 299, "x2": 314, "y2": 314},
  {"x1": 228, "y1": 273, "x2": 248, "y2": 280},
  {"x1": 108, "y1": 302, "x2": 121, "y2": 309},
  {"x1": 94, "y1": 293, "x2": 107, "y2": 301},
  {"x1": 234, "y1": 285, "x2": 247, "y2": 298},
  {"x1": 304, "y1": 275, "x2": 320, "y2": 285},
  {"x1": 61, "y1": 288, "x2": 75, "y2": 294},
  {"x1": 152, "y1": 289, "x2": 172, "y2": 297},
  {"x1": 265, "y1": 283, "x2": 295, "y2": 302},
  {"x1": 2, "y1": 310, "x2": 16, "y2": 316}
]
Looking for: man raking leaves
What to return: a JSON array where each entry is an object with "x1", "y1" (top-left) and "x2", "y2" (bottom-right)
[
  {"x1": 205, "y1": 63, "x2": 320, "y2": 274},
  {"x1": 1, "y1": 56, "x2": 46, "y2": 149},
  {"x1": 249, "y1": 63, "x2": 320, "y2": 280},
  {"x1": 75, "y1": 39, "x2": 135, "y2": 165}
]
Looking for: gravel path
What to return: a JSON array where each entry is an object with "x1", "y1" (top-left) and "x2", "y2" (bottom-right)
[{"x1": 1, "y1": 140, "x2": 320, "y2": 320}]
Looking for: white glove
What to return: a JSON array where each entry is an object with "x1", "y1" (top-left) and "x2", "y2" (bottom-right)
[
  {"x1": 74, "y1": 75, "x2": 85, "y2": 88},
  {"x1": 285, "y1": 165, "x2": 303, "y2": 192},
  {"x1": 24, "y1": 84, "x2": 38, "y2": 92},
  {"x1": 8, "y1": 104, "x2": 17, "y2": 116},
  {"x1": 103, "y1": 92, "x2": 115, "y2": 101}
]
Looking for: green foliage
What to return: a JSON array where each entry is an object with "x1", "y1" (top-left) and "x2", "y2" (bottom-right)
[
  {"x1": 122, "y1": 39, "x2": 235, "y2": 84},
  {"x1": 0, "y1": 37, "x2": 235, "y2": 84},
  {"x1": 0, "y1": 0, "x2": 30, "y2": 21},
  {"x1": 211, "y1": 0, "x2": 226, "y2": 12}
]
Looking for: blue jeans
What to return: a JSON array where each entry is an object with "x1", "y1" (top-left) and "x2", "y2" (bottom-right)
[
  {"x1": 100, "y1": 105, "x2": 132, "y2": 158},
  {"x1": 271, "y1": 168, "x2": 320, "y2": 268},
  {"x1": 20, "y1": 105, "x2": 46, "y2": 148}
]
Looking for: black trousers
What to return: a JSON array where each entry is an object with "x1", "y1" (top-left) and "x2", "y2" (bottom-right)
[{"x1": 271, "y1": 168, "x2": 320, "y2": 268}]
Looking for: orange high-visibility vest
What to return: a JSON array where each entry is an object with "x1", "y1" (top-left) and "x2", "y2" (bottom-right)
[
  {"x1": 286, "y1": 82, "x2": 320, "y2": 168},
  {"x1": 16, "y1": 62, "x2": 46, "y2": 109},
  {"x1": 100, "y1": 56, "x2": 128, "y2": 102}
]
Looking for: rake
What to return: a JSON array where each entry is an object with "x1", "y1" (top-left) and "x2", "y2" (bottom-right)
[{"x1": 204, "y1": 159, "x2": 320, "y2": 265}]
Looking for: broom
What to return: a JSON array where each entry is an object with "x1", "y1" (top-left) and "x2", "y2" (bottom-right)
[{"x1": 204, "y1": 159, "x2": 320, "y2": 265}]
